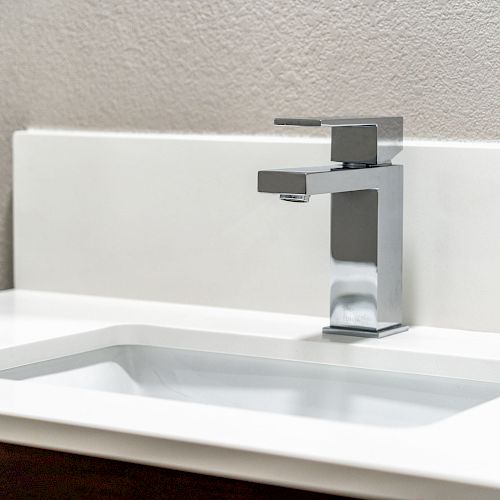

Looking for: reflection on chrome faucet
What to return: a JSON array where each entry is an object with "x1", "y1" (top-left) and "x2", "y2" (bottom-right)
[
  {"x1": 330, "y1": 260, "x2": 378, "y2": 328},
  {"x1": 258, "y1": 117, "x2": 408, "y2": 338}
]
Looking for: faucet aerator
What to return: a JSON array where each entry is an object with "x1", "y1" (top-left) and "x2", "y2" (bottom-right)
[{"x1": 279, "y1": 194, "x2": 310, "y2": 203}]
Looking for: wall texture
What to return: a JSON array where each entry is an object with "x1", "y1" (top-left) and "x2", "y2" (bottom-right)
[{"x1": 1, "y1": 0, "x2": 499, "y2": 289}]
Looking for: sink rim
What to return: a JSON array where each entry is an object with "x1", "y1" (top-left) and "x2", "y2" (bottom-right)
[
  {"x1": 3, "y1": 340, "x2": 499, "y2": 429},
  {"x1": 1, "y1": 323, "x2": 500, "y2": 385}
]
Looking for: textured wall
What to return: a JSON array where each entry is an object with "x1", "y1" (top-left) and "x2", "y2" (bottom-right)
[{"x1": 1, "y1": 0, "x2": 499, "y2": 289}]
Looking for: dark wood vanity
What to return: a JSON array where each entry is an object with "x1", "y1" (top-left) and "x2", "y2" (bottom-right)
[{"x1": 0, "y1": 442, "x2": 355, "y2": 499}]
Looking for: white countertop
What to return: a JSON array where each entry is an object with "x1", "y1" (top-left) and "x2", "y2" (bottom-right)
[{"x1": 1, "y1": 289, "x2": 500, "y2": 500}]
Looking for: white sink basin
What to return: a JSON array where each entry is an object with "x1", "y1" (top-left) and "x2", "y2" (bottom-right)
[{"x1": 2, "y1": 326, "x2": 499, "y2": 428}]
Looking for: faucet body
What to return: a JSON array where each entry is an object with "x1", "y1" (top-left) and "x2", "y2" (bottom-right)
[{"x1": 258, "y1": 117, "x2": 408, "y2": 338}]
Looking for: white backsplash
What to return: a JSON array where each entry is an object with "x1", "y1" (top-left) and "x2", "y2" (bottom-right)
[{"x1": 13, "y1": 130, "x2": 500, "y2": 333}]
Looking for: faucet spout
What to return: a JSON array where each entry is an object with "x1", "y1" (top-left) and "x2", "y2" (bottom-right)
[
  {"x1": 259, "y1": 164, "x2": 394, "y2": 197},
  {"x1": 259, "y1": 164, "x2": 405, "y2": 337}
]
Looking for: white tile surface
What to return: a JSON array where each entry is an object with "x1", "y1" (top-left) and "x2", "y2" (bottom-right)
[{"x1": 12, "y1": 131, "x2": 500, "y2": 332}]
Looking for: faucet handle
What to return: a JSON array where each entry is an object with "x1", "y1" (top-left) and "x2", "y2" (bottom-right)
[{"x1": 274, "y1": 116, "x2": 403, "y2": 166}]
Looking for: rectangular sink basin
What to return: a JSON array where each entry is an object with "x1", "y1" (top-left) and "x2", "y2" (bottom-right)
[{"x1": 1, "y1": 337, "x2": 500, "y2": 428}]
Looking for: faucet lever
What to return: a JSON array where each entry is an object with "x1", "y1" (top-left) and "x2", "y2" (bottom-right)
[{"x1": 274, "y1": 116, "x2": 403, "y2": 166}]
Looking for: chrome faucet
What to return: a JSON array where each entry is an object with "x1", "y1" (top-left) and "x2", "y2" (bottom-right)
[{"x1": 258, "y1": 117, "x2": 408, "y2": 338}]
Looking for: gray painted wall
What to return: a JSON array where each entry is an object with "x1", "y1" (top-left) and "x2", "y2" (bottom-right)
[{"x1": 1, "y1": 0, "x2": 499, "y2": 289}]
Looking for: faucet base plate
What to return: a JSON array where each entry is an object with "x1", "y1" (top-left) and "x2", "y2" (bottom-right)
[{"x1": 322, "y1": 324, "x2": 409, "y2": 339}]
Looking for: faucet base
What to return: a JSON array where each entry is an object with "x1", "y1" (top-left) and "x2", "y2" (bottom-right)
[{"x1": 322, "y1": 324, "x2": 409, "y2": 339}]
